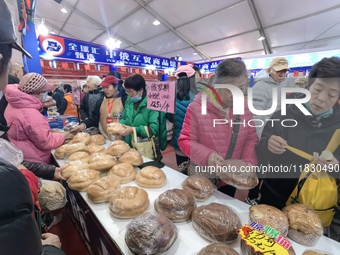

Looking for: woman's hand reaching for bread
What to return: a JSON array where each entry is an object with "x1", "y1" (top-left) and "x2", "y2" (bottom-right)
[
  {"x1": 71, "y1": 123, "x2": 85, "y2": 133},
  {"x1": 54, "y1": 164, "x2": 69, "y2": 181},
  {"x1": 62, "y1": 132, "x2": 74, "y2": 144},
  {"x1": 268, "y1": 135, "x2": 287, "y2": 154},
  {"x1": 208, "y1": 152, "x2": 224, "y2": 166},
  {"x1": 119, "y1": 125, "x2": 133, "y2": 136}
]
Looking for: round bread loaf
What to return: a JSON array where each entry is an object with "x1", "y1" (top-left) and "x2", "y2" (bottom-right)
[
  {"x1": 109, "y1": 186, "x2": 149, "y2": 218},
  {"x1": 182, "y1": 175, "x2": 215, "y2": 201},
  {"x1": 241, "y1": 240, "x2": 296, "y2": 255},
  {"x1": 61, "y1": 162, "x2": 89, "y2": 179},
  {"x1": 54, "y1": 144, "x2": 67, "y2": 159},
  {"x1": 87, "y1": 144, "x2": 106, "y2": 154},
  {"x1": 118, "y1": 149, "x2": 143, "y2": 166},
  {"x1": 198, "y1": 243, "x2": 239, "y2": 255},
  {"x1": 125, "y1": 212, "x2": 178, "y2": 255},
  {"x1": 283, "y1": 204, "x2": 323, "y2": 246},
  {"x1": 67, "y1": 151, "x2": 90, "y2": 163},
  {"x1": 68, "y1": 169, "x2": 100, "y2": 191},
  {"x1": 154, "y1": 188, "x2": 195, "y2": 222},
  {"x1": 88, "y1": 153, "x2": 117, "y2": 171},
  {"x1": 192, "y1": 202, "x2": 241, "y2": 243},
  {"x1": 107, "y1": 122, "x2": 125, "y2": 134},
  {"x1": 302, "y1": 250, "x2": 329, "y2": 255},
  {"x1": 87, "y1": 175, "x2": 120, "y2": 203},
  {"x1": 249, "y1": 204, "x2": 289, "y2": 237},
  {"x1": 106, "y1": 140, "x2": 130, "y2": 156},
  {"x1": 64, "y1": 142, "x2": 88, "y2": 158},
  {"x1": 71, "y1": 132, "x2": 91, "y2": 145},
  {"x1": 135, "y1": 166, "x2": 166, "y2": 188},
  {"x1": 108, "y1": 163, "x2": 136, "y2": 183},
  {"x1": 219, "y1": 163, "x2": 258, "y2": 190},
  {"x1": 91, "y1": 134, "x2": 106, "y2": 145}
]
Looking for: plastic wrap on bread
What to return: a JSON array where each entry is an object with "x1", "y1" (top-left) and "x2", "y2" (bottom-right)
[
  {"x1": 54, "y1": 144, "x2": 68, "y2": 159},
  {"x1": 108, "y1": 163, "x2": 136, "y2": 183},
  {"x1": 71, "y1": 132, "x2": 92, "y2": 145},
  {"x1": 125, "y1": 212, "x2": 178, "y2": 255},
  {"x1": 198, "y1": 243, "x2": 239, "y2": 255},
  {"x1": 182, "y1": 175, "x2": 215, "y2": 201},
  {"x1": 64, "y1": 142, "x2": 88, "y2": 158},
  {"x1": 109, "y1": 186, "x2": 149, "y2": 218},
  {"x1": 283, "y1": 204, "x2": 323, "y2": 246},
  {"x1": 192, "y1": 202, "x2": 241, "y2": 243},
  {"x1": 61, "y1": 162, "x2": 89, "y2": 179},
  {"x1": 135, "y1": 166, "x2": 166, "y2": 188},
  {"x1": 302, "y1": 250, "x2": 333, "y2": 255},
  {"x1": 90, "y1": 134, "x2": 106, "y2": 145},
  {"x1": 87, "y1": 175, "x2": 120, "y2": 203},
  {"x1": 67, "y1": 169, "x2": 100, "y2": 191},
  {"x1": 106, "y1": 140, "x2": 130, "y2": 156},
  {"x1": 66, "y1": 151, "x2": 91, "y2": 163},
  {"x1": 87, "y1": 143, "x2": 106, "y2": 154},
  {"x1": 154, "y1": 189, "x2": 196, "y2": 222},
  {"x1": 88, "y1": 153, "x2": 117, "y2": 171},
  {"x1": 107, "y1": 122, "x2": 125, "y2": 134},
  {"x1": 118, "y1": 149, "x2": 143, "y2": 166}
]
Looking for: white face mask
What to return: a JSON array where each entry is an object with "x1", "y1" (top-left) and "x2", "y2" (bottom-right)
[{"x1": 42, "y1": 92, "x2": 48, "y2": 101}]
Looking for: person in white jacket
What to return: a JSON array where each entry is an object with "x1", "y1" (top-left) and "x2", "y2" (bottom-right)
[{"x1": 251, "y1": 57, "x2": 289, "y2": 138}]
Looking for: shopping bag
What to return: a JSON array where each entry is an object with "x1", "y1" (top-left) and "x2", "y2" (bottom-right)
[
  {"x1": 131, "y1": 126, "x2": 156, "y2": 160},
  {"x1": 286, "y1": 130, "x2": 340, "y2": 227}
]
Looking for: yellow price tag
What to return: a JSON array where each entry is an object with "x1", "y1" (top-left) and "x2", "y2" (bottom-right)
[{"x1": 239, "y1": 224, "x2": 290, "y2": 255}]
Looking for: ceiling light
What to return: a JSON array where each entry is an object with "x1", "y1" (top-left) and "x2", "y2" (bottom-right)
[
  {"x1": 193, "y1": 52, "x2": 198, "y2": 55},
  {"x1": 37, "y1": 18, "x2": 48, "y2": 36},
  {"x1": 60, "y1": 7, "x2": 68, "y2": 13},
  {"x1": 106, "y1": 38, "x2": 121, "y2": 50},
  {"x1": 258, "y1": 36, "x2": 265, "y2": 41},
  {"x1": 153, "y1": 20, "x2": 160, "y2": 26}
]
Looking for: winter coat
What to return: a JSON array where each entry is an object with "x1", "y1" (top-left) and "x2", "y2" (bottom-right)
[
  {"x1": 0, "y1": 157, "x2": 42, "y2": 255},
  {"x1": 257, "y1": 104, "x2": 340, "y2": 209},
  {"x1": 178, "y1": 92, "x2": 258, "y2": 167},
  {"x1": 120, "y1": 96, "x2": 167, "y2": 150},
  {"x1": 4, "y1": 85, "x2": 64, "y2": 164},
  {"x1": 79, "y1": 88, "x2": 102, "y2": 120},
  {"x1": 58, "y1": 93, "x2": 78, "y2": 116},
  {"x1": 251, "y1": 76, "x2": 283, "y2": 138},
  {"x1": 52, "y1": 88, "x2": 64, "y2": 109}
]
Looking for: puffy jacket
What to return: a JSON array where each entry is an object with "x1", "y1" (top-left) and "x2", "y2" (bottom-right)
[
  {"x1": 257, "y1": 103, "x2": 340, "y2": 209},
  {"x1": 251, "y1": 76, "x2": 282, "y2": 138},
  {"x1": 0, "y1": 157, "x2": 42, "y2": 255},
  {"x1": 120, "y1": 96, "x2": 167, "y2": 150},
  {"x1": 52, "y1": 89, "x2": 64, "y2": 109},
  {"x1": 4, "y1": 85, "x2": 65, "y2": 164},
  {"x1": 79, "y1": 88, "x2": 102, "y2": 120},
  {"x1": 58, "y1": 93, "x2": 78, "y2": 116},
  {"x1": 178, "y1": 92, "x2": 258, "y2": 167}
]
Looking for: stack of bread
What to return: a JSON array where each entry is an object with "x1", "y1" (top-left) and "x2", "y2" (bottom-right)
[
  {"x1": 182, "y1": 175, "x2": 215, "y2": 201},
  {"x1": 87, "y1": 175, "x2": 121, "y2": 203},
  {"x1": 88, "y1": 152, "x2": 117, "y2": 171},
  {"x1": 70, "y1": 132, "x2": 92, "y2": 145},
  {"x1": 68, "y1": 169, "x2": 100, "y2": 191},
  {"x1": 125, "y1": 212, "x2": 178, "y2": 255},
  {"x1": 192, "y1": 202, "x2": 241, "y2": 243},
  {"x1": 283, "y1": 204, "x2": 323, "y2": 246}
]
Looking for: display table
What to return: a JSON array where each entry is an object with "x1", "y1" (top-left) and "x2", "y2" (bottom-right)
[{"x1": 54, "y1": 154, "x2": 340, "y2": 255}]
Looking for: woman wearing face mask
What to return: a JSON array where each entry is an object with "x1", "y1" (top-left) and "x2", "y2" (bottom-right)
[
  {"x1": 117, "y1": 74, "x2": 167, "y2": 148},
  {"x1": 4, "y1": 73, "x2": 73, "y2": 164},
  {"x1": 257, "y1": 57, "x2": 340, "y2": 210},
  {"x1": 72, "y1": 75, "x2": 124, "y2": 140}
]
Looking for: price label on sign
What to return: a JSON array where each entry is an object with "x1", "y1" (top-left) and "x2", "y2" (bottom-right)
[
  {"x1": 146, "y1": 81, "x2": 176, "y2": 114},
  {"x1": 239, "y1": 224, "x2": 290, "y2": 255}
]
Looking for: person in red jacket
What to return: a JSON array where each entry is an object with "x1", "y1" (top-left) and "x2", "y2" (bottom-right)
[{"x1": 178, "y1": 58, "x2": 258, "y2": 197}]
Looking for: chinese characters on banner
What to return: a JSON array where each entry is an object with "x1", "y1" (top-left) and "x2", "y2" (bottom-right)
[{"x1": 146, "y1": 82, "x2": 176, "y2": 114}]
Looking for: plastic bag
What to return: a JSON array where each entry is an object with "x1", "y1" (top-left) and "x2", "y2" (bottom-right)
[
  {"x1": 37, "y1": 179, "x2": 67, "y2": 211},
  {"x1": 0, "y1": 138, "x2": 23, "y2": 166}
]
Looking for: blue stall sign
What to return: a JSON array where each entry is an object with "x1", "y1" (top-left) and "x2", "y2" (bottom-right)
[
  {"x1": 38, "y1": 34, "x2": 178, "y2": 70},
  {"x1": 195, "y1": 58, "x2": 242, "y2": 73}
]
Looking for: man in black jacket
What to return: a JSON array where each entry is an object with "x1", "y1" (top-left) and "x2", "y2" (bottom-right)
[{"x1": 0, "y1": 1, "x2": 66, "y2": 254}]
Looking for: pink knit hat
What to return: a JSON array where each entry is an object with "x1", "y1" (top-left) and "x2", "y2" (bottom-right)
[{"x1": 18, "y1": 73, "x2": 54, "y2": 94}]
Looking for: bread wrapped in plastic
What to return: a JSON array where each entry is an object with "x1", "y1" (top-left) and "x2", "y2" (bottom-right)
[
  {"x1": 64, "y1": 142, "x2": 88, "y2": 158},
  {"x1": 88, "y1": 153, "x2": 117, "y2": 171},
  {"x1": 192, "y1": 202, "x2": 241, "y2": 243},
  {"x1": 182, "y1": 175, "x2": 215, "y2": 201},
  {"x1": 302, "y1": 250, "x2": 333, "y2": 255},
  {"x1": 125, "y1": 212, "x2": 178, "y2": 255},
  {"x1": 219, "y1": 160, "x2": 258, "y2": 190},
  {"x1": 109, "y1": 186, "x2": 149, "y2": 219},
  {"x1": 67, "y1": 169, "x2": 100, "y2": 191},
  {"x1": 154, "y1": 189, "x2": 196, "y2": 222},
  {"x1": 107, "y1": 122, "x2": 125, "y2": 134},
  {"x1": 135, "y1": 166, "x2": 166, "y2": 188},
  {"x1": 61, "y1": 161, "x2": 89, "y2": 179},
  {"x1": 118, "y1": 149, "x2": 143, "y2": 166},
  {"x1": 106, "y1": 140, "x2": 130, "y2": 156},
  {"x1": 87, "y1": 175, "x2": 120, "y2": 203},
  {"x1": 108, "y1": 163, "x2": 136, "y2": 183},
  {"x1": 283, "y1": 204, "x2": 323, "y2": 246},
  {"x1": 54, "y1": 144, "x2": 67, "y2": 159},
  {"x1": 198, "y1": 243, "x2": 239, "y2": 255},
  {"x1": 87, "y1": 143, "x2": 106, "y2": 154},
  {"x1": 249, "y1": 204, "x2": 289, "y2": 237},
  {"x1": 240, "y1": 239, "x2": 296, "y2": 255},
  {"x1": 91, "y1": 134, "x2": 106, "y2": 145},
  {"x1": 70, "y1": 132, "x2": 91, "y2": 145},
  {"x1": 66, "y1": 151, "x2": 90, "y2": 163}
]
